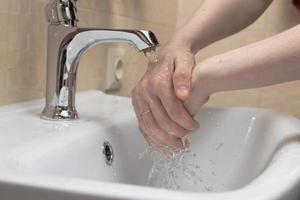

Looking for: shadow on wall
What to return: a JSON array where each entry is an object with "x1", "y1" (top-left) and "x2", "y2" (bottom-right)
[
  {"x1": 277, "y1": 0, "x2": 300, "y2": 30},
  {"x1": 294, "y1": 0, "x2": 300, "y2": 10}
]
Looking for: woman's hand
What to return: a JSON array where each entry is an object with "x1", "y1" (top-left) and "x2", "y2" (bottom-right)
[
  {"x1": 184, "y1": 59, "x2": 215, "y2": 116},
  {"x1": 131, "y1": 39, "x2": 199, "y2": 150}
]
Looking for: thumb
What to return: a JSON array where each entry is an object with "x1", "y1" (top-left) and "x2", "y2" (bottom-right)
[{"x1": 173, "y1": 54, "x2": 195, "y2": 100}]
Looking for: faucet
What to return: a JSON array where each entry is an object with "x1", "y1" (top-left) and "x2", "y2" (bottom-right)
[{"x1": 41, "y1": 0, "x2": 159, "y2": 120}]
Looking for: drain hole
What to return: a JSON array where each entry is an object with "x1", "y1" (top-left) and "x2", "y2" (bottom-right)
[{"x1": 103, "y1": 141, "x2": 114, "y2": 166}]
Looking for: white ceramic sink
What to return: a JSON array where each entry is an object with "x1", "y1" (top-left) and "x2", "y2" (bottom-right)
[{"x1": 0, "y1": 91, "x2": 300, "y2": 200}]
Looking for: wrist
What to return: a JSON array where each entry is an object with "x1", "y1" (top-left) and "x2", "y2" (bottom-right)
[
  {"x1": 193, "y1": 59, "x2": 219, "y2": 96},
  {"x1": 169, "y1": 29, "x2": 195, "y2": 53},
  {"x1": 172, "y1": 25, "x2": 211, "y2": 54},
  {"x1": 184, "y1": 59, "x2": 217, "y2": 115}
]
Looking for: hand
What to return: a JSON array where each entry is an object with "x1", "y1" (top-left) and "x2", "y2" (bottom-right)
[
  {"x1": 132, "y1": 40, "x2": 199, "y2": 150},
  {"x1": 184, "y1": 58, "x2": 217, "y2": 115}
]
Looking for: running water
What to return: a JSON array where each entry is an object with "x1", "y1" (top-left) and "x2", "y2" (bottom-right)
[
  {"x1": 144, "y1": 48, "x2": 159, "y2": 62},
  {"x1": 144, "y1": 48, "x2": 159, "y2": 67},
  {"x1": 139, "y1": 144, "x2": 204, "y2": 191}
]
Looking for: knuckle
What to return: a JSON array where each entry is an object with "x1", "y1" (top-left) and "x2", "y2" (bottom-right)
[
  {"x1": 175, "y1": 70, "x2": 190, "y2": 81},
  {"x1": 140, "y1": 79, "x2": 150, "y2": 89},
  {"x1": 150, "y1": 76, "x2": 161, "y2": 87},
  {"x1": 157, "y1": 79, "x2": 169, "y2": 91},
  {"x1": 151, "y1": 78, "x2": 170, "y2": 96},
  {"x1": 145, "y1": 95, "x2": 155, "y2": 106},
  {"x1": 157, "y1": 82, "x2": 172, "y2": 97},
  {"x1": 182, "y1": 51, "x2": 194, "y2": 60}
]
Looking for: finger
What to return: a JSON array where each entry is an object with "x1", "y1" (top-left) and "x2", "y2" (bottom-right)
[
  {"x1": 131, "y1": 89, "x2": 145, "y2": 124},
  {"x1": 132, "y1": 91, "x2": 184, "y2": 149},
  {"x1": 146, "y1": 95, "x2": 190, "y2": 138},
  {"x1": 139, "y1": 127, "x2": 163, "y2": 149},
  {"x1": 140, "y1": 109, "x2": 185, "y2": 150},
  {"x1": 173, "y1": 52, "x2": 195, "y2": 100},
  {"x1": 158, "y1": 86, "x2": 199, "y2": 131}
]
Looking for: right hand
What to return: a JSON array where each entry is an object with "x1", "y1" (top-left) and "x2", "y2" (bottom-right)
[{"x1": 131, "y1": 40, "x2": 199, "y2": 150}]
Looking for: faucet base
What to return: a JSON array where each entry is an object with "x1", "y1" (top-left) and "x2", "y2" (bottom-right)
[{"x1": 41, "y1": 105, "x2": 79, "y2": 121}]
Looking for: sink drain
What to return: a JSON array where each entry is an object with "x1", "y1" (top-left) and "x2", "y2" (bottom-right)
[{"x1": 102, "y1": 141, "x2": 114, "y2": 166}]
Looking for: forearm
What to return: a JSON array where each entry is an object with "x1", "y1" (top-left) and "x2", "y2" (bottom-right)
[
  {"x1": 184, "y1": 25, "x2": 300, "y2": 114},
  {"x1": 173, "y1": 0, "x2": 273, "y2": 53},
  {"x1": 199, "y1": 25, "x2": 300, "y2": 94}
]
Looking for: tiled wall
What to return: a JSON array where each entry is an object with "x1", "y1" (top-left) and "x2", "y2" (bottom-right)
[
  {"x1": 0, "y1": 0, "x2": 300, "y2": 117},
  {"x1": 0, "y1": 0, "x2": 178, "y2": 105}
]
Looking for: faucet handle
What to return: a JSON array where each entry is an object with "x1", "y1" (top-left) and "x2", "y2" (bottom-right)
[{"x1": 45, "y1": 0, "x2": 78, "y2": 26}]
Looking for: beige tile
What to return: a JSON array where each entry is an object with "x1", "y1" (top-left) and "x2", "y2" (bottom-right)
[
  {"x1": 195, "y1": 30, "x2": 266, "y2": 61},
  {"x1": 176, "y1": 0, "x2": 204, "y2": 27},
  {"x1": 6, "y1": 51, "x2": 29, "y2": 69},
  {"x1": 8, "y1": 13, "x2": 30, "y2": 33},
  {"x1": 0, "y1": 13, "x2": 9, "y2": 34},
  {"x1": 0, "y1": 69, "x2": 8, "y2": 100},
  {"x1": 77, "y1": 0, "x2": 98, "y2": 10},
  {"x1": 77, "y1": 46, "x2": 107, "y2": 91},
  {"x1": 244, "y1": 13, "x2": 268, "y2": 33},
  {"x1": 260, "y1": 81, "x2": 300, "y2": 117},
  {"x1": 0, "y1": 41, "x2": 8, "y2": 70},
  {"x1": 6, "y1": 66, "x2": 28, "y2": 90},
  {"x1": 78, "y1": 0, "x2": 178, "y2": 26},
  {"x1": 8, "y1": 32, "x2": 29, "y2": 54},
  {"x1": 206, "y1": 89, "x2": 261, "y2": 108},
  {"x1": 0, "y1": 0, "x2": 9, "y2": 13},
  {"x1": 265, "y1": 1, "x2": 300, "y2": 34},
  {"x1": 29, "y1": 0, "x2": 47, "y2": 16},
  {"x1": 8, "y1": 0, "x2": 30, "y2": 14},
  {"x1": 131, "y1": 0, "x2": 177, "y2": 26},
  {"x1": 26, "y1": 63, "x2": 46, "y2": 93}
]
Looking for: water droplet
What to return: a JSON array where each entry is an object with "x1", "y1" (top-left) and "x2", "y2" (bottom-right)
[
  {"x1": 144, "y1": 48, "x2": 159, "y2": 65},
  {"x1": 209, "y1": 160, "x2": 215, "y2": 165},
  {"x1": 214, "y1": 143, "x2": 223, "y2": 151},
  {"x1": 204, "y1": 185, "x2": 214, "y2": 192}
]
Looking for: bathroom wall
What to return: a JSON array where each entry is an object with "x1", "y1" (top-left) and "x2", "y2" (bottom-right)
[
  {"x1": 0, "y1": 0, "x2": 178, "y2": 105},
  {"x1": 0, "y1": 0, "x2": 300, "y2": 117}
]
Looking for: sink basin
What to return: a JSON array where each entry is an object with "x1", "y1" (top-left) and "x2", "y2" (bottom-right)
[{"x1": 0, "y1": 91, "x2": 300, "y2": 200}]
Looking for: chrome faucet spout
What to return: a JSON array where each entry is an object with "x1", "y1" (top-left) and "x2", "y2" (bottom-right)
[{"x1": 41, "y1": 1, "x2": 159, "y2": 120}]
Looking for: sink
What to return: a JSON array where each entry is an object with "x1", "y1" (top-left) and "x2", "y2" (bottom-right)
[{"x1": 0, "y1": 91, "x2": 300, "y2": 200}]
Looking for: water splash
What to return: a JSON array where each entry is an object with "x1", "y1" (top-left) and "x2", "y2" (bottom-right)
[
  {"x1": 144, "y1": 48, "x2": 159, "y2": 71},
  {"x1": 245, "y1": 116, "x2": 256, "y2": 142},
  {"x1": 140, "y1": 144, "x2": 204, "y2": 190},
  {"x1": 144, "y1": 48, "x2": 159, "y2": 63}
]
